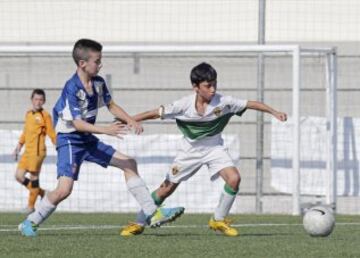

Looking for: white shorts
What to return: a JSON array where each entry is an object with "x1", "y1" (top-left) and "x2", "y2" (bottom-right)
[{"x1": 166, "y1": 137, "x2": 236, "y2": 183}]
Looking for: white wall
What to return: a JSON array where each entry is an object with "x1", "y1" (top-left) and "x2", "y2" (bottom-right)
[{"x1": 0, "y1": 0, "x2": 359, "y2": 43}]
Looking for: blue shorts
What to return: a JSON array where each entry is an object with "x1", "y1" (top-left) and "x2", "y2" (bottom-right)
[{"x1": 57, "y1": 140, "x2": 116, "y2": 180}]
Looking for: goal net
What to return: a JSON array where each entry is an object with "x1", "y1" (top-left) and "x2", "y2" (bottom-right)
[{"x1": 0, "y1": 44, "x2": 337, "y2": 215}]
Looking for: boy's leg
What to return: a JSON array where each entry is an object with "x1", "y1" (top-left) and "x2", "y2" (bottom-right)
[
  {"x1": 29, "y1": 176, "x2": 73, "y2": 222},
  {"x1": 15, "y1": 157, "x2": 32, "y2": 192},
  {"x1": 29, "y1": 155, "x2": 47, "y2": 198},
  {"x1": 19, "y1": 155, "x2": 46, "y2": 210},
  {"x1": 19, "y1": 141, "x2": 79, "y2": 237},
  {"x1": 120, "y1": 180, "x2": 179, "y2": 236},
  {"x1": 15, "y1": 167, "x2": 34, "y2": 212},
  {"x1": 109, "y1": 151, "x2": 158, "y2": 217},
  {"x1": 155, "y1": 180, "x2": 180, "y2": 202},
  {"x1": 214, "y1": 167, "x2": 240, "y2": 220},
  {"x1": 15, "y1": 170, "x2": 44, "y2": 211},
  {"x1": 146, "y1": 180, "x2": 179, "y2": 220},
  {"x1": 15, "y1": 168, "x2": 29, "y2": 186},
  {"x1": 209, "y1": 166, "x2": 240, "y2": 237},
  {"x1": 84, "y1": 140, "x2": 184, "y2": 228},
  {"x1": 109, "y1": 151, "x2": 184, "y2": 226},
  {"x1": 135, "y1": 180, "x2": 179, "y2": 225},
  {"x1": 27, "y1": 172, "x2": 41, "y2": 210},
  {"x1": 19, "y1": 176, "x2": 74, "y2": 237},
  {"x1": 121, "y1": 146, "x2": 203, "y2": 236}
]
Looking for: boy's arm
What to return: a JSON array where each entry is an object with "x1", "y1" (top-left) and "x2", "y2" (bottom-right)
[
  {"x1": 14, "y1": 116, "x2": 26, "y2": 161},
  {"x1": 14, "y1": 140, "x2": 24, "y2": 161},
  {"x1": 18, "y1": 114, "x2": 26, "y2": 146},
  {"x1": 72, "y1": 119, "x2": 127, "y2": 138},
  {"x1": 45, "y1": 113, "x2": 57, "y2": 145},
  {"x1": 246, "y1": 101, "x2": 287, "y2": 121},
  {"x1": 132, "y1": 108, "x2": 161, "y2": 122},
  {"x1": 19, "y1": 132, "x2": 25, "y2": 146},
  {"x1": 108, "y1": 101, "x2": 143, "y2": 134},
  {"x1": 61, "y1": 84, "x2": 128, "y2": 137}
]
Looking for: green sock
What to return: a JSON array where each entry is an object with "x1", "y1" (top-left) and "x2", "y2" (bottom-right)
[{"x1": 151, "y1": 191, "x2": 164, "y2": 206}]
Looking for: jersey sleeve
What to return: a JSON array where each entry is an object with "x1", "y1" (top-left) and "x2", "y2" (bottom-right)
[
  {"x1": 160, "y1": 99, "x2": 186, "y2": 120},
  {"x1": 99, "y1": 81, "x2": 112, "y2": 108},
  {"x1": 226, "y1": 96, "x2": 248, "y2": 116},
  {"x1": 45, "y1": 113, "x2": 57, "y2": 145},
  {"x1": 19, "y1": 127, "x2": 26, "y2": 144},
  {"x1": 18, "y1": 113, "x2": 27, "y2": 144}
]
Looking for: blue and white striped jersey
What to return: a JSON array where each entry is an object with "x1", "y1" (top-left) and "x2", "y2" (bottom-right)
[{"x1": 53, "y1": 73, "x2": 112, "y2": 145}]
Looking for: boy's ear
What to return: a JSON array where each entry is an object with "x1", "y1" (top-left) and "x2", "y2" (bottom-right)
[
  {"x1": 193, "y1": 84, "x2": 199, "y2": 93},
  {"x1": 78, "y1": 59, "x2": 86, "y2": 68}
]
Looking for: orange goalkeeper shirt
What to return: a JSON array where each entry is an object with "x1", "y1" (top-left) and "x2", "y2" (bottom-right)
[{"x1": 19, "y1": 109, "x2": 56, "y2": 156}]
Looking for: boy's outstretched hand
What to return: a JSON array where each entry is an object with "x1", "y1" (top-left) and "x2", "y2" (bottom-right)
[
  {"x1": 13, "y1": 146, "x2": 20, "y2": 161},
  {"x1": 112, "y1": 118, "x2": 144, "y2": 135},
  {"x1": 105, "y1": 122, "x2": 128, "y2": 138},
  {"x1": 127, "y1": 120, "x2": 144, "y2": 135},
  {"x1": 273, "y1": 111, "x2": 287, "y2": 122}
]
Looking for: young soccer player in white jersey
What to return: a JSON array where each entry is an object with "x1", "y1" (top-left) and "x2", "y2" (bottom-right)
[
  {"x1": 121, "y1": 62, "x2": 287, "y2": 237},
  {"x1": 19, "y1": 39, "x2": 184, "y2": 237}
]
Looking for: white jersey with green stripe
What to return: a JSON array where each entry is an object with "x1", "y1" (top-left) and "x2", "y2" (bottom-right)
[{"x1": 161, "y1": 93, "x2": 248, "y2": 144}]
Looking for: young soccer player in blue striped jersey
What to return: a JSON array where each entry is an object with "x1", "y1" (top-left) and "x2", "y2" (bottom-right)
[
  {"x1": 121, "y1": 62, "x2": 287, "y2": 237},
  {"x1": 19, "y1": 39, "x2": 184, "y2": 237}
]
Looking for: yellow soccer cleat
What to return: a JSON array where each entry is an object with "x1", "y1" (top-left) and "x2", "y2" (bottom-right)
[
  {"x1": 120, "y1": 222, "x2": 145, "y2": 237},
  {"x1": 208, "y1": 217, "x2": 238, "y2": 237}
]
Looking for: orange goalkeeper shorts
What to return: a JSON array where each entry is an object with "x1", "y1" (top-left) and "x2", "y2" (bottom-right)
[{"x1": 17, "y1": 153, "x2": 46, "y2": 173}]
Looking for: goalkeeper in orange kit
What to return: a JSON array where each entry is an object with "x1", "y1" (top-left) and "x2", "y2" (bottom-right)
[{"x1": 13, "y1": 89, "x2": 56, "y2": 214}]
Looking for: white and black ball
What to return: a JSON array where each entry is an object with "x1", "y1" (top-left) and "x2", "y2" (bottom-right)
[{"x1": 303, "y1": 206, "x2": 335, "y2": 237}]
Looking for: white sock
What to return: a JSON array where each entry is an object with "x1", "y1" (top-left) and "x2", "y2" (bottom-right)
[
  {"x1": 126, "y1": 176, "x2": 157, "y2": 217},
  {"x1": 214, "y1": 184, "x2": 238, "y2": 221},
  {"x1": 27, "y1": 195, "x2": 56, "y2": 225},
  {"x1": 136, "y1": 210, "x2": 147, "y2": 226}
]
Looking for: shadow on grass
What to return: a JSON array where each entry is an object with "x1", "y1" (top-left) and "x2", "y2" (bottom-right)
[
  {"x1": 240, "y1": 232, "x2": 296, "y2": 237},
  {"x1": 6, "y1": 229, "x2": 298, "y2": 238}
]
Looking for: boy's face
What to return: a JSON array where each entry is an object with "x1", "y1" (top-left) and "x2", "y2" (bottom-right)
[
  {"x1": 79, "y1": 50, "x2": 102, "y2": 76},
  {"x1": 194, "y1": 80, "x2": 217, "y2": 102},
  {"x1": 31, "y1": 94, "x2": 45, "y2": 111}
]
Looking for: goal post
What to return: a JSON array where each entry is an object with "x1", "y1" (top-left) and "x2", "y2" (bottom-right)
[
  {"x1": 325, "y1": 50, "x2": 338, "y2": 213},
  {"x1": 0, "y1": 44, "x2": 337, "y2": 214}
]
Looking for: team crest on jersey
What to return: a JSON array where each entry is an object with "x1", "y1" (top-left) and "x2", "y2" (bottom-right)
[
  {"x1": 76, "y1": 89, "x2": 88, "y2": 111},
  {"x1": 76, "y1": 89, "x2": 86, "y2": 100},
  {"x1": 213, "y1": 107, "x2": 222, "y2": 117},
  {"x1": 171, "y1": 165, "x2": 180, "y2": 175},
  {"x1": 35, "y1": 116, "x2": 42, "y2": 124}
]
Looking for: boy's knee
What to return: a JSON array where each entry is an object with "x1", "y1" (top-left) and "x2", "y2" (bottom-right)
[
  {"x1": 114, "y1": 156, "x2": 137, "y2": 171},
  {"x1": 228, "y1": 173, "x2": 241, "y2": 191},
  {"x1": 126, "y1": 158, "x2": 137, "y2": 169},
  {"x1": 15, "y1": 174, "x2": 23, "y2": 183},
  {"x1": 14, "y1": 170, "x2": 25, "y2": 182}
]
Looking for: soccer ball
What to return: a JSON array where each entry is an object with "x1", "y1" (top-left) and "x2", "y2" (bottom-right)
[{"x1": 303, "y1": 206, "x2": 335, "y2": 237}]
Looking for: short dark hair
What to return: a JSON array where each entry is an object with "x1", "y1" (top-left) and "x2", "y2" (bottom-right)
[
  {"x1": 31, "y1": 88, "x2": 46, "y2": 101},
  {"x1": 190, "y1": 62, "x2": 217, "y2": 85},
  {"x1": 72, "y1": 39, "x2": 103, "y2": 66}
]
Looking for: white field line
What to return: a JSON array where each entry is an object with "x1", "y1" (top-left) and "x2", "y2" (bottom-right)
[{"x1": 1, "y1": 222, "x2": 360, "y2": 232}]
